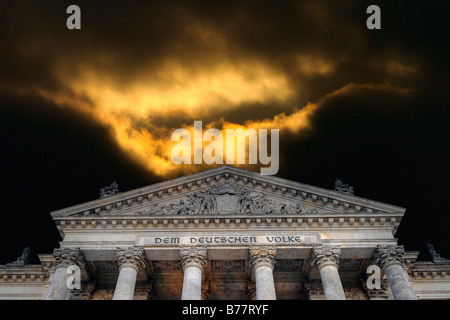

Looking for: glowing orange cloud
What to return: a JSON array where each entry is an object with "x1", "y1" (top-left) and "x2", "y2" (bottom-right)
[
  {"x1": 38, "y1": 57, "x2": 308, "y2": 177},
  {"x1": 0, "y1": 12, "x2": 415, "y2": 179},
  {"x1": 1, "y1": 73, "x2": 414, "y2": 178}
]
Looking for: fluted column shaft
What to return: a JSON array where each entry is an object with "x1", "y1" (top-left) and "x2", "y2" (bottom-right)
[
  {"x1": 374, "y1": 245, "x2": 417, "y2": 300},
  {"x1": 249, "y1": 246, "x2": 277, "y2": 300},
  {"x1": 44, "y1": 248, "x2": 86, "y2": 300},
  {"x1": 180, "y1": 247, "x2": 207, "y2": 300},
  {"x1": 113, "y1": 247, "x2": 146, "y2": 300},
  {"x1": 311, "y1": 245, "x2": 346, "y2": 300}
]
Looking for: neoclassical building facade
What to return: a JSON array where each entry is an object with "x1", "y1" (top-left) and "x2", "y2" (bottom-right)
[{"x1": 1, "y1": 166, "x2": 449, "y2": 300}]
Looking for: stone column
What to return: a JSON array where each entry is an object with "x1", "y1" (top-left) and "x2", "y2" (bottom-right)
[
  {"x1": 113, "y1": 247, "x2": 146, "y2": 300},
  {"x1": 44, "y1": 248, "x2": 86, "y2": 300},
  {"x1": 310, "y1": 245, "x2": 346, "y2": 300},
  {"x1": 180, "y1": 246, "x2": 207, "y2": 300},
  {"x1": 249, "y1": 246, "x2": 277, "y2": 300},
  {"x1": 373, "y1": 245, "x2": 417, "y2": 300}
]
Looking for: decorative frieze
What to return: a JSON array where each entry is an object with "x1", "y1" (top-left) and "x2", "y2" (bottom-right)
[
  {"x1": 274, "y1": 259, "x2": 303, "y2": 272},
  {"x1": 210, "y1": 260, "x2": 246, "y2": 272},
  {"x1": 0, "y1": 271, "x2": 48, "y2": 282},
  {"x1": 56, "y1": 213, "x2": 399, "y2": 233},
  {"x1": 53, "y1": 164, "x2": 406, "y2": 224},
  {"x1": 153, "y1": 260, "x2": 182, "y2": 272},
  {"x1": 132, "y1": 182, "x2": 319, "y2": 216},
  {"x1": 412, "y1": 271, "x2": 447, "y2": 279}
]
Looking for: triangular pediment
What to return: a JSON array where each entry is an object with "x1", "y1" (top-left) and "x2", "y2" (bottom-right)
[{"x1": 51, "y1": 165, "x2": 405, "y2": 219}]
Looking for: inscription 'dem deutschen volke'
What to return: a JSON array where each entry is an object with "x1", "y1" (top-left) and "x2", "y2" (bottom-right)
[{"x1": 138, "y1": 234, "x2": 320, "y2": 246}]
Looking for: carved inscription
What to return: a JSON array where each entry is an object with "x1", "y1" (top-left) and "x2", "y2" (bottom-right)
[{"x1": 137, "y1": 234, "x2": 318, "y2": 246}]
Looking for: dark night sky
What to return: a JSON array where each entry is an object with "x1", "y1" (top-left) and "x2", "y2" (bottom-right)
[{"x1": 0, "y1": 0, "x2": 448, "y2": 265}]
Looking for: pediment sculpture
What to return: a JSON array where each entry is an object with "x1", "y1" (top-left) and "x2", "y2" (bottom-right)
[{"x1": 134, "y1": 182, "x2": 318, "y2": 216}]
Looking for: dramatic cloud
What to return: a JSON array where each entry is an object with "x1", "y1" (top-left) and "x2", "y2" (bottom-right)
[
  {"x1": 0, "y1": 0, "x2": 449, "y2": 260},
  {"x1": 0, "y1": 0, "x2": 438, "y2": 178}
]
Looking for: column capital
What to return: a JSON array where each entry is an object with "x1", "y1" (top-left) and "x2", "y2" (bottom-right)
[
  {"x1": 373, "y1": 245, "x2": 404, "y2": 269},
  {"x1": 53, "y1": 248, "x2": 86, "y2": 269},
  {"x1": 179, "y1": 246, "x2": 207, "y2": 271},
  {"x1": 310, "y1": 245, "x2": 341, "y2": 270},
  {"x1": 116, "y1": 247, "x2": 146, "y2": 272},
  {"x1": 249, "y1": 246, "x2": 277, "y2": 270}
]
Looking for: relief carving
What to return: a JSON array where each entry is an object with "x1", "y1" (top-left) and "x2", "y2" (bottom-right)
[
  {"x1": 116, "y1": 247, "x2": 146, "y2": 271},
  {"x1": 134, "y1": 182, "x2": 318, "y2": 216},
  {"x1": 249, "y1": 246, "x2": 277, "y2": 270},
  {"x1": 179, "y1": 246, "x2": 208, "y2": 271},
  {"x1": 274, "y1": 259, "x2": 303, "y2": 272},
  {"x1": 152, "y1": 260, "x2": 182, "y2": 272},
  {"x1": 70, "y1": 281, "x2": 96, "y2": 300},
  {"x1": 91, "y1": 288, "x2": 114, "y2": 300},
  {"x1": 210, "y1": 260, "x2": 246, "y2": 272},
  {"x1": 310, "y1": 245, "x2": 341, "y2": 270},
  {"x1": 373, "y1": 245, "x2": 405, "y2": 269},
  {"x1": 53, "y1": 248, "x2": 86, "y2": 268}
]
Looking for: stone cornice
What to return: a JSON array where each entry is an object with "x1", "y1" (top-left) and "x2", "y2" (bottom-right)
[
  {"x1": 403, "y1": 251, "x2": 420, "y2": 269},
  {"x1": 0, "y1": 265, "x2": 50, "y2": 282},
  {"x1": 410, "y1": 261, "x2": 450, "y2": 279},
  {"x1": 411, "y1": 270, "x2": 449, "y2": 279},
  {"x1": 54, "y1": 213, "x2": 402, "y2": 232},
  {"x1": 50, "y1": 166, "x2": 406, "y2": 219}
]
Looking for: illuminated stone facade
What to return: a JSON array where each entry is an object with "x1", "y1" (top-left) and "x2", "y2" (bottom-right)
[{"x1": 1, "y1": 166, "x2": 449, "y2": 300}]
